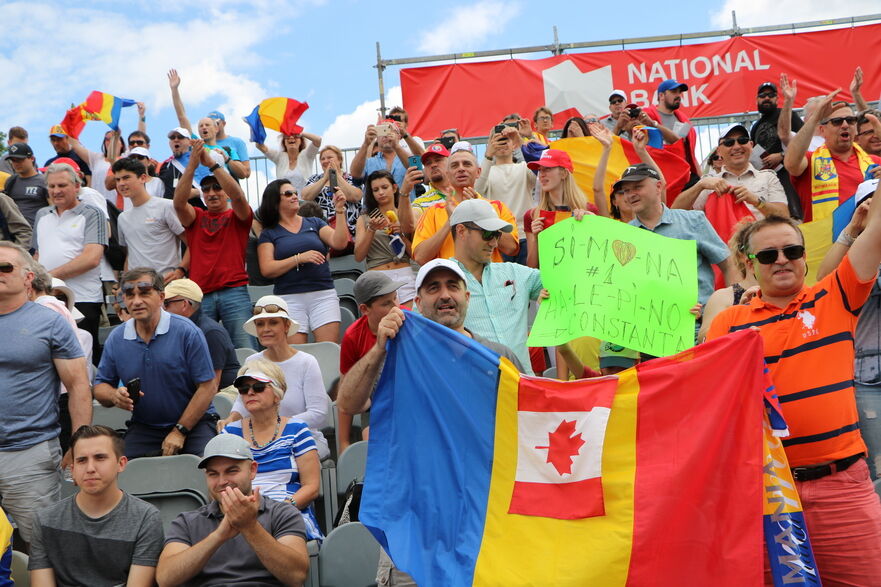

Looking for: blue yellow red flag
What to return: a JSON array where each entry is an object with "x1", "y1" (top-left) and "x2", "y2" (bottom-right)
[{"x1": 243, "y1": 98, "x2": 309, "y2": 144}]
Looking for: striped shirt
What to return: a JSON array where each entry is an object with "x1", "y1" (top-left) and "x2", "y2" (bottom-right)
[{"x1": 707, "y1": 254, "x2": 874, "y2": 467}]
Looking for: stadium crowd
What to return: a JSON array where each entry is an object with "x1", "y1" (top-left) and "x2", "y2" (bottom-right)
[{"x1": 1, "y1": 63, "x2": 881, "y2": 586}]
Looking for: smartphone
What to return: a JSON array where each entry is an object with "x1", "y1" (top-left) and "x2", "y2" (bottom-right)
[
  {"x1": 493, "y1": 124, "x2": 506, "y2": 135},
  {"x1": 438, "y1": 136, "x2": 455, "y2": 149},
  {"x1": 126, "y1": 377, "x2": 141, "y2": 407},
  {"x1": 407, "y1": 155, "x2": 423, "y2": 171},
  {"x1": 328, "y1": 168, "x2": 338, "y2": 190},
  {"x1": 504, "y1": 121, "x2": 519, "y2": 128},
  {"x1": 375, "y1": 123, "x2": 392, "y2": 138},
  {"x1": 627, "y1": 105, "x2": 642, "y2": 119}
]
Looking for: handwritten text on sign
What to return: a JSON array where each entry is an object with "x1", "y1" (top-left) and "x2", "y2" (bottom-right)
[{"x1": 527, "y1": 216, "x2": 697, "y2": 357}]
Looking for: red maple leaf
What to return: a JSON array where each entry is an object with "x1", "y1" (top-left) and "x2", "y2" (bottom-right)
[{"x1": 535, "y1": 420, "x2": 585, "y2": 476}]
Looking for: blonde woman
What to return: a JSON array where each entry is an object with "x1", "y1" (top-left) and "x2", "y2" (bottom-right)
[{"x1": 223, "y1": 358, "x2": 323, "y2": 541}]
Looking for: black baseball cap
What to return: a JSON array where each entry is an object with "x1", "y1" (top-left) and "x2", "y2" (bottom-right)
[
  {"x1": 757, "y1": 82, "x2": 777, "y2": 95},
  {"x1": 612, "y1": 164, "x2": 661, "y2": 192},
  {"x1": 7, "y1": 143, "x2": 34, "y2": 159}
]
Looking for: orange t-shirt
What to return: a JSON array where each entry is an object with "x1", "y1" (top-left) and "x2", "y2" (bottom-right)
[
  {"x1": 412, "y1": 195, "x2": 519, "y2": 263},
  {"x1": 706, "y1": 254, "x2": 874, "y2": 467}
]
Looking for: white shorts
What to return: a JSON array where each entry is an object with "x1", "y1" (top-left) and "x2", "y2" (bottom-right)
[
  {"x1": 373, "y1": 266, "x2": 418, "y2": 303},
  {"x1": 280, "y1": 289, "x2": 341, "y2": 334}
]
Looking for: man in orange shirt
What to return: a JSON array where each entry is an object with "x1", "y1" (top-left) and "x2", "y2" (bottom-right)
[
  {"x1": 412, "y1": 143, "x2": 519, "y2": 265},
  {"x1": 707, "y1": 106, "x2": 881, "y2": 584}
]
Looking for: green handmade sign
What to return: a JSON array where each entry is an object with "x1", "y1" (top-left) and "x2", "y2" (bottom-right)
[{"x1": 527, "y1": 216, "x2": 698, "y2": 357}]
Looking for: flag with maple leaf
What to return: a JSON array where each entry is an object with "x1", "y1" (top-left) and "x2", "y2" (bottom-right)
[{"x1": 360, "y1": 311, "x2": 805, "y2": 586}]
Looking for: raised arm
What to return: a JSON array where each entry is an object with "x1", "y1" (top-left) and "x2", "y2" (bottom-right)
[
  {"x1": 396, "y1": 167, "x2": 421, "y2": 236},
  {"x1": 318, "y1": 188, "x2": 351, "y2": 250},
  {"x1": 851, "y1": 66, "x2": 870, "y2": 113},
  {"x1": 786, "y1": 88, "x2": 842, "y2": 177},
  {"x1": 817, "y1": 199, "x2": 871, "y2": 280},
  {"x1": 173, "y1": 140, "x2": 202, "y2": 227},
  {"x1": 846, "y1": 115, "x2": 881, "y2": 281},
  {"x1": 349, "y1": 126, "x2": 377, "y2": 179},
  {"x1": 337, "y1": 308, "x2": 404, "y2": 413},
  {"x1": 137, "y1": 102, "x2": 147, "y2": 134},
  {"x1": 167, "y1": 69, "x2": 192, "y2": 134},
  {"x1": 778, "y1": 73, "x2": 797, "y2": 148}
]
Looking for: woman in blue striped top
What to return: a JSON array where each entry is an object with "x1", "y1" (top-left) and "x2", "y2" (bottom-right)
[{"x1": 223, "y1": 359, "x2": 324, "y2": 541}]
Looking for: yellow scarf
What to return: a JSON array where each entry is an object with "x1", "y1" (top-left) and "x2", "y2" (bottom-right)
[{"x1": 810, "y1": 143, "x2": 874, "y2": 220}]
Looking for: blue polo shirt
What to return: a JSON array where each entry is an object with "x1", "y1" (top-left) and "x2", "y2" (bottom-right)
[
  {"x1": 96, "y1": 310, "x2": 216, "y2": 428},
  {"x1": 629, "y1": 206, "x2": 729, "y2": 305}
]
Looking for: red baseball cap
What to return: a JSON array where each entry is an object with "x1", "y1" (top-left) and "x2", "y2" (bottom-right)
[
  {"x1": 50, "y1": 157, "x2": 82, "y2": 174},
  {"x1": 526, "y1": 149, "x2": 573, "y2": 172},
  {"x1": 421, "y1": 142, "x2": 450, "y2": 164}
]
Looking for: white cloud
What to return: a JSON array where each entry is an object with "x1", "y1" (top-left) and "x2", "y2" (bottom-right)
[
  {"x1": 418, "y1": 1, "x2": 521, "y2": 55},
  {"x1": 710, "y1": 1, "x2": 880, "y2": 29},
  {"x1": 320, "y1": 86, "x2": 403, "y2": 163}
]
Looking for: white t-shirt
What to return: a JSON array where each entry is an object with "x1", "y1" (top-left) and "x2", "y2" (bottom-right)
[
  {"x1": 78, "y1": 187, "x2": 115, "y2": 282},
  {"x1": 475, "y1": 160, "x2": 537, "y2": 235},
  {"x1": 86, "y1": 150, "x2": 115, "y2": 204},
  {"x1": 33, "y1": 203, "x2": 107, "y2": 303},
  {"x1": 117, "y1": 196, "x2": 185, "y2": 272},
  {"x1": 268, "y1": 142, "x2": 319, "y2": 192}
]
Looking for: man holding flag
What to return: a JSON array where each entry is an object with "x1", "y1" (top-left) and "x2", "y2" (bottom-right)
[{"x1": 707, "y1": 101, "x2": 881, "y2": 584}]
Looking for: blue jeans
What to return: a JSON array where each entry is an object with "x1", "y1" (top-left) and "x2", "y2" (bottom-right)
[
  {"x1": 855, "y1": 381, "x2": 881, "y2": 480},
  {"x1": 502, "y1": 238, "x2": 528, "y2": 265},
  {"x1": 201, "y1": 285, "x2": 256, "y2": 350}
]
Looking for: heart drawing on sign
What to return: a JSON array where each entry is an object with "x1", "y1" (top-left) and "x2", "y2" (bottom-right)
[{"x1": 612, "y1": 240, "x2": 636, "y2": 266}]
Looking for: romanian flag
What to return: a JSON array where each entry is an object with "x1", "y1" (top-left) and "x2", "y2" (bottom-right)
[
  {"x1": 243, "y1": 97, "x2": 309, "y2": 144},
  {"x1": 82, "y1": 91, "x2": 136, "y2": 131},
  {"x1": 361, "y1": 312, "x2": 817, "y2": 586},
  {"x1": 553, "y1": 136, "x2": 692, "y2": 209},
  {"x1": 59, "y1": 104, "x2": 98, "y2": 139}
]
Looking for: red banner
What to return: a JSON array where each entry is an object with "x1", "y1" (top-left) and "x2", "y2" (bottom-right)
[{"x1": 402, "y1": 23, "x2": 881, "y2": 140}]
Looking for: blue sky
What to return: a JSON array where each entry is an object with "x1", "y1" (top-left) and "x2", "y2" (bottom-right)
[{"x1": 0, "y1": 0, "x2": 873, "y2": 167}]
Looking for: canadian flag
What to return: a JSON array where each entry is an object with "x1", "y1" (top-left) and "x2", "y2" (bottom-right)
[{"x1": 508, "y1": 377, "x2": 616, "y2": 519}]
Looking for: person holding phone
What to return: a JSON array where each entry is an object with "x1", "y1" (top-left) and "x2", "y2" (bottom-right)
[
  {"x1": 301, "y1": 145, "x2": 363, "y2": 239},
  {"x1": 354, "y1": 170, "x2": 418, "y2": 307},
  {"x1": 411, "y1": 142, "x2": 454, "y2": 216}
]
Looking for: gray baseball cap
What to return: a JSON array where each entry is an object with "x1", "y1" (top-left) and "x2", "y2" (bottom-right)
[
  {"x1": 198, "y1": 434, "x2": 253, "y2": 468},
  {"x1": 353, "y1": 272, "x2": 405, "y2": 306}
]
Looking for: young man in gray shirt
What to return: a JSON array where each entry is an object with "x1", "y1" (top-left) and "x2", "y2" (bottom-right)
[{"x1": 29, "y1": 425, "x2": 164, "y2": 586}]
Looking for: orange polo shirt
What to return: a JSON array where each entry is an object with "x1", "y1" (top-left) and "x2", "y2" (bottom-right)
[
  {"x1": 412, "y1": 195, "x2": 519, "y2": 263},
  {"x1": 707, "y1": 254, "x2": 874, "y2": 467}
]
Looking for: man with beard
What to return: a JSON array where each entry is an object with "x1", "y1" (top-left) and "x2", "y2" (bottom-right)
[
  {"x1": 750, "y1": 81, "x2": 805, "y2": 218},
  {"x1": 857, "y1": 109, "x2": 881, "y2": 156},
  {"x1": 411, "y1": 142, "x2": 452, "y2": 215},
  {"x1": 784, "y1": 90, "x2": 881, "y2": 222},
  {"x1": 642, "y1": 79, "x2": 701, "y2": 185}
]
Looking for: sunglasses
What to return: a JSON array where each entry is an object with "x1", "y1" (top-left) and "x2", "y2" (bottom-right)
[
  {"x1": 281, "y1": 190, "x2": 297, "y2": 197},
  {"x1": 465, "y1": 224, "x2": 502, "y2": 241},
  {"x1": 711, "y1": 155, "x2": 722, "y2": 161},
  {"x1": 236, "y1": 381, "x2": 270, "y2": 395},
  {"x1": 129, "y1": 140, "x2": 146, "y2": 146},
  {"x1": 609, "y1": 98, "x2": 624, "y2": 105},
  {"x1": 202, "y1": 184, "x2": 223, "y2": 193},
  {"x1": 857, "y1": 129, "x2": 875, "y2": 137},
  {"x1": 122, "y1": 281, "x2": 156, "y2": 296},
  {"x1": 719, "y1": 137, "x2": 750, "y2": 147},
  {"x1": 0, "y1": 262, "x2": 15, "y2": 273},
  {"x1": 253, "y1": 304, "x2": 287, "y2": 315},
  {"x1": 387, "y1": 114, "x2": 404, "y2": 122},
  {"x1": 820, "y1": 116, "x2": 857, "y2": 126},
  {"x1": 757, "y1": 92, "x2": 776, "y2": 99},
  {"x1": 163, "y1": 298, "x2": 186, "y2": 308},
  {"x1": 748, "y1": 245, "x2": 805, "y2": 265}
]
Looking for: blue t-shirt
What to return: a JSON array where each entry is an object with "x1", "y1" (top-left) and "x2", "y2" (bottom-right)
[
  {"x1": 0, "y1": 302, "x2": 83, "y2": 449},
  {"x1": 258, "y1": 217, "x2": 334, "y2": 295},
  {"x1": 216, "y1": 136, "x2": 248, "y2": 163},
  {"x1": 95, "y1": 311, "x2": 216, "y2": 428}
]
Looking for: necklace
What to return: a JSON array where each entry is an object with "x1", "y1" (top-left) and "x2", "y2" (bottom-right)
[{"x1": 249, "y1": 414, "x2": 281, "y2": 448}]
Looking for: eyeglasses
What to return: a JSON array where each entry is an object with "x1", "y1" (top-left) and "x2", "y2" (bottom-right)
[
  {"x1": 536, "y1": 116, "x2": 553, "y2": 122},
  {"x1": 281, "y1": 190, "x2": 297, "y2": 197},
  {"x1": 711, "y1": 155, "x2": 722, "y2": 161},
  {"x1": 820, "y1": 116, "x2": 858, "y2": 126},
  {"x1": 236, "y1": 381, "x2": 270, "y2": 395},
  {"x1": 253, "y1": 304, "x2": 287, "y2": 315},
  {"x1": 122, "y1": 281, "x2": 157, "y2": 296},
  {"x1": 169, "y1": 134, "x2": 187, "y2": 140},
  {"x1": 719, "y1": 137, "x2": 750, "y2": 147},
  {"x1": 129, "y1": 140, "x2": 146, "y2": 146},
  {"x1": 464, "y1": 224, "x2": 502, "y2": 241},
  {"x1": 857, "y1": 129, "x2": 875, "y2": 137},
  {"x1": 757, "y1": 92, "x2": 776, "y2": 99},
  {"x1": 202, "y1": 184, "x2": 223, "y2": 193},
  {"x1": 609, "y1": 98, "x2": 624, "y2": 105},
  {"x1": 163, "y1": 298, "x2": 186, "y2": 308},
  {"x1": 0, "y1": 262, "x2": 15, "y2": 273},
  {"x1": 748, "y1": 244, "x2": 805, "y2": 265}
]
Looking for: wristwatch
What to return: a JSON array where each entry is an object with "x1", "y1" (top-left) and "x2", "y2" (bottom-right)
[
  {"x1": 209, "y1": 163, "x2": 221, "y2": 172},
  {"x1": 174, "y1": 423, "x2": 190, "y2": 436},
  {"x1": 756, "y1": 196, "x2": 767, "y2": 209}
]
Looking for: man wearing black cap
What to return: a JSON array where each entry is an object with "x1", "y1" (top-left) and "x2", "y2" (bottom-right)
[
  {"x1": 750, "y1": 81, "x2": 804, "y2": 218},
  {"x1": 621, "y1": 163, "x2": 735, "y2": 310},
  {"x1": 4, "y1": 142, "x2": 49, "y2": 227},
  {"x1": 0, "y1": 126, "x2": 28, "y2": 174},
  {"x1": 643, "y1": 79, "x2": 702, "y2": 182}
]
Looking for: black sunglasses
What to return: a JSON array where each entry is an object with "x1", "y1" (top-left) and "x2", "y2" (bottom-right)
[
  {"x1": 122, "y1": 281, "x2": 157, "y2": 296},
  {"x1": 757, "y1": 92, "x2": 776, "y2": 99},
  {"x1": 281, "y1": 189, "x2": 297, "y2": 197},
  {"x1": 748, "y1": 245, "x2": 805, "y2": 265},
  {"x1": 719, "y1": 136, "x2": 750, "y2": 147},
  {"x1": 202, "y1": 184, "x2": 223, "y2": 193},
  {"x1": 253, "y1": 304, "x2": 287, "y2": 315},
  {"x1": 609, "y1": 98, "x2": 624, "y2": 105},
  {"x1": 236, "y1": 381, "x2": 269, "y2": 394},
  {"x1": 387, "y1": 114, "x2": 404, "y2": 122},
  {"x1": 711, "y1": 155, "x2": 722, "y2": 161},
  {"x1": 465, "y1": 224, "x2": 502, "y2": 241},
  {"x1": 820, "y1": 116, "x2": 857, "y2": 127},
  {"x1": 163, "y1": 298, "x2": 186, "y2": 308},
  {"x1": 0, "y1": 262, "x2": 14, "y2": 273},
  {"x1": 129, "y1": 139, "x2": 146, "y2": 146}
]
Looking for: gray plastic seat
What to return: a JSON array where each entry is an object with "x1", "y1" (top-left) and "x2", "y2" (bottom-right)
[
  {"x1": 318, "y1": 522, "x2": 381, "y2": 587},
  {"x1": 92, "y1": 403, "x2": 131, "y2": 433},
  {"x1": 213, "y1": 393, "x2": 235, "y2": 419},
  {"x1": 338, "y1": 306, "x2": 356, "y2": 342},
  {"x1": 235, "y1": 347, "x2": 256, "y2": 365},
  {"x1": 329, "y1": 256, "x2": 366, "y2": 282},
  {"x1": 11, "y1": 550, "x2": 29, "y2": 587},
  {"x1": 336, "y1": 440, "x2": 368, "y2": 496},
  {"x1": 292, "y1": 342, "x2": 341, "y2": 393},
  {"x1": 248, "y1": 284, "x2": 275, "y2": 303}
]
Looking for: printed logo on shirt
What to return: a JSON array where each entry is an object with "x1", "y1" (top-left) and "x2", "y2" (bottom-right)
[
  {"x1": 25, "y1": 186, "x2": 41, "y2": 197},
  {"x1": 797, "y1": 310, "x2": 819, "y2": 338},
  {"x1": 200, "y1": 214, "x2": 230, "y2": 234}
]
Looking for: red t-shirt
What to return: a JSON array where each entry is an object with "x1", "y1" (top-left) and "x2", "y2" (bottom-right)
[
  {"x1": 340, "y1": 315, "x2": 376, "y2": 374},
  {"x1": 186, "y1": 207, "x2": 252, "y2": 294},
  {"x1": 792, "y1": 150, "x2": 881, "y2": 222}
]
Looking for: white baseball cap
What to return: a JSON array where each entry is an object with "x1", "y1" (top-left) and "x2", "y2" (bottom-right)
[
  {"x1": 414, "y1": 258, "x2": 468, "y2": 291},
  {"x1": 448, "y1": 199, "x2": 513, "y2": 232}
]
